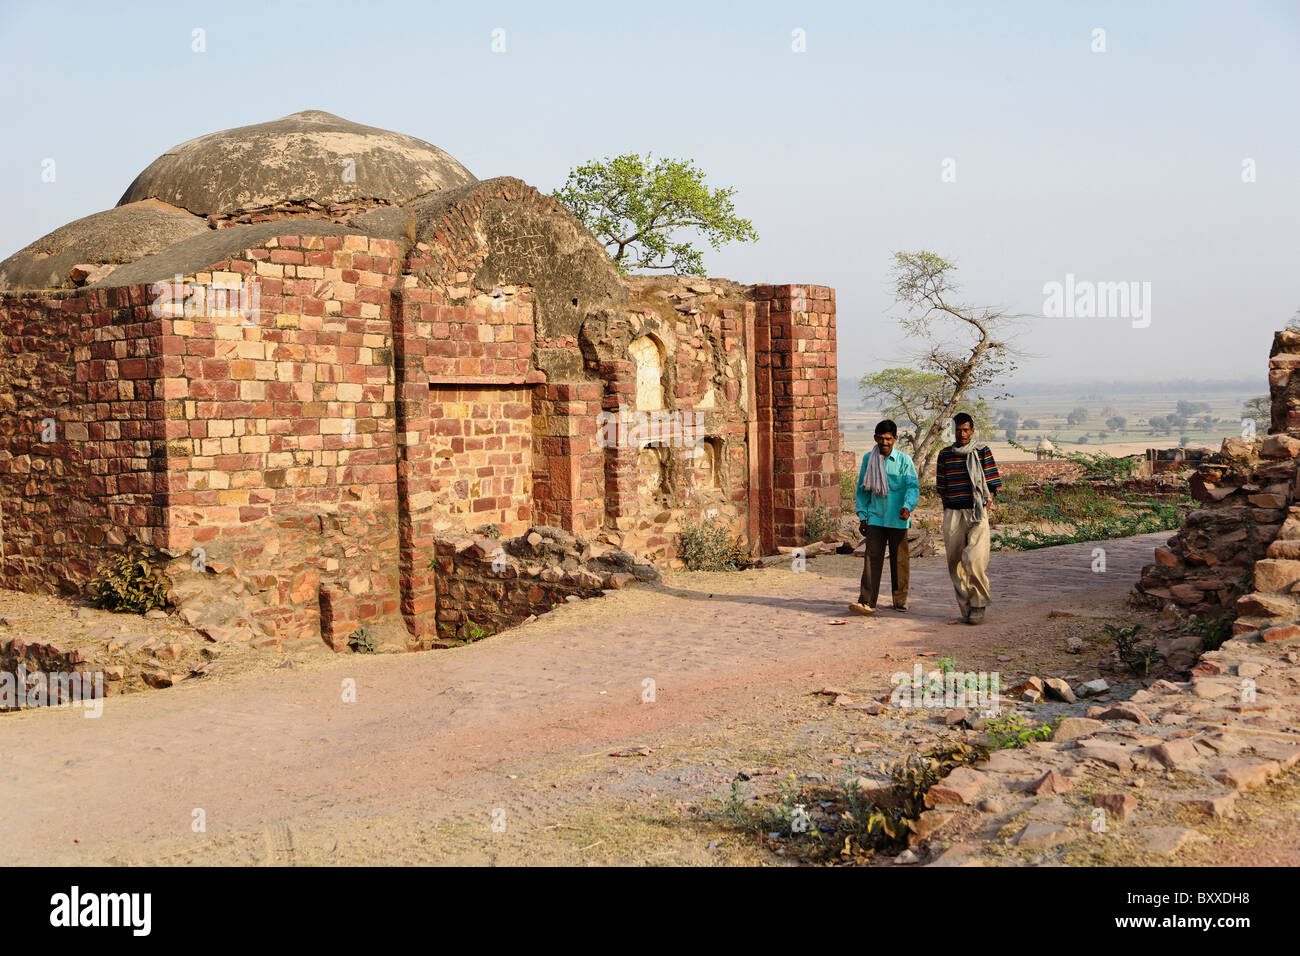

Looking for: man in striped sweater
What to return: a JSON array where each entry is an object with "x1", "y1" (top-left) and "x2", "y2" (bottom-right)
[{"x1": 934, "y1": 412, "x2": 1002, "y2": 625}]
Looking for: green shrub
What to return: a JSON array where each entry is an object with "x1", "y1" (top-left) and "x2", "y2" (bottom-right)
[
  {"x1": 1105, "y1": 623, "x2": 1160, "y2": 676},
  {"x1": 88, "y1": 554, "x2": 169, "y2": 614},
  {"x1": 677, "y1": 515, "x2": 751, "y2": 571},
  {"x1": 985, "y1": 713, "x2": 1056, "y2": 749},
  {"x1": 347, "y1": 626, "x2": 377, "y2": 653},
  {"x1": 804, "y1": 502, "x2": 838, "y2": 543},
  {"x1": 839, "y1": 470, "x2": 858, "y2": 512}
]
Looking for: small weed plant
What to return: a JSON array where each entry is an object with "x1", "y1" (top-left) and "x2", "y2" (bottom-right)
[
  {"x1": 985, "y1": 713, "x2": 1057, "y2": 749},
  {"x1": 347, "y1": 626, "x2": 377, "y2": 653},
  {"x1": 89, "y1": 553, "x2": 169, "y2": 614},
  {"x1": 677, "y1": 515, "x2": 751, "y2": 571}
]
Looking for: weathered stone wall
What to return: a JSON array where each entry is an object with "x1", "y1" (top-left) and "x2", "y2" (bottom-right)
[
  {"x1": 1135, "y1": 329, "x2": 1300, "y2": 632},
  {"x1": 0, "y1": 288, "x2": 167, "y2": 593},
  {"x1": 1, "y1": 176, "x2": 843, "y2": 651},
  {"x1": 431, "y1": 525, "x2": 658, "y2": 643},
  {"x1": 428, "y1": 384, "x2": 532, "y2": 536},
  {"x1": 156, "y1": 232, "x2": 405, "y2": 645}
]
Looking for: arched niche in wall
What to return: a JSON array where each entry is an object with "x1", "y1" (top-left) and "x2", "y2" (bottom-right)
[
  {"x1": 691, "y1": 436, "x2": 724, "y2": 491},
  {"x1": 628, "y1": 334, "x2": 666, "y2": 412}
]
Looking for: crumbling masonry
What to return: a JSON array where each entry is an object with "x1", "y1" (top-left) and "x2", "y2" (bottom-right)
[{"x1": 0, "y1": 111, "x2": 842, "y2": 650}]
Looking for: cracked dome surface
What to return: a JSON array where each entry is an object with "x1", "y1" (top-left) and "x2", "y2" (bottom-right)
[{"x1": 116, "y1": 110, "x2": 477, "y2": 218}]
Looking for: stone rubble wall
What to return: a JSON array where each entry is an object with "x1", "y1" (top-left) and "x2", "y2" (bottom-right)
[
  {"x1": 0, "y1": 288, "x2": 168, "y2": 593},
  {"x1": 1135, "y1": 330, "x2": 1300, "y2": 630},
  {"x1": 431, "y1": 525, "x2": 659, "y2": 643}
]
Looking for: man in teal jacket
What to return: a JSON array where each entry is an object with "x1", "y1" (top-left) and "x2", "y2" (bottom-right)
[{"x1": 851, "y1": 419, "x2": 919, "y2": 615}]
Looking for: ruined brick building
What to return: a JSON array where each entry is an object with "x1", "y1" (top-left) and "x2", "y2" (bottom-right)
[{"x1": 0, "y1": 111, "x2": 841, "y2": 649}]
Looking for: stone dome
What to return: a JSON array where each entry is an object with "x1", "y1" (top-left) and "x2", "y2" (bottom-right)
[
  {"x1": 0, "y1": 200, "x2": 209, "y2": 292},
  {"x1": 117, "y1": 110, "x2": 477, "y2": 218}
]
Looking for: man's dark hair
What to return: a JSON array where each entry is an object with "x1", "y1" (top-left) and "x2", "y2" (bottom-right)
[
  {"x1": 953, "y1": 412, "x2": 974, "y2": 428},
  {"x1": 874, "y1": 419, "x2": 897, "y2": 438}
]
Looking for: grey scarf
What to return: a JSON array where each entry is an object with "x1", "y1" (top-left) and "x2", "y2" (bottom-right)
[
  {"x1": 953, "y1": 437, "x2": 992, "y2": 521},
  {"x1": 861, "y1": 447, "x2": 889, "y2": 497}
]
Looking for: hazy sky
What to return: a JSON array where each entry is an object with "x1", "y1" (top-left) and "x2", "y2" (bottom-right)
[{"x1": 1, "y1": 0, "x2": 1296, "y2": 388}]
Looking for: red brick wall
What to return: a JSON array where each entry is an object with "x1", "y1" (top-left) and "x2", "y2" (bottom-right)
[
  {"x1": 428, "y1": 384, "x2": 532, "y2": 536},
  {"x1": 157, "y1": 233, "x2": 405, "y2": 644},
  {"x1": 755, "y1": 284, "x2": 839, "y2": 548},
  {"x1": 0, "y1": 288, "x2": 167, "y2": 593}
]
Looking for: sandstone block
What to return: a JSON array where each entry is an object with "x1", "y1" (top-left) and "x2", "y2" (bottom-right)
[
  {"x1": 1091, "y1": 792, "x2": 1138, "y2": 821},
  {"x1": 925, "y1": 766, "x2": 987, "y2": 807},
  {"x1": 1028, "y1": 770, "x2": 1073, "y2": 795},
  {"x1": 1145, "y1": 738, "x2": 1203, "y2": 771},
  {"x1": 1015, "y1": 822, "x2": 1076, "y2": 850}
]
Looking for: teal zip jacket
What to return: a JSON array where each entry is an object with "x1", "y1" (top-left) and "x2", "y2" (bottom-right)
[{"x1": 855, "y1": 449, "x2": 920, "y2": 529}]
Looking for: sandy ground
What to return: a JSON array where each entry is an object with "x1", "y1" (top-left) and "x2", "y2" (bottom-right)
[{"x1": 1, "y1": 531, "x2": 1295, "y2": 866}]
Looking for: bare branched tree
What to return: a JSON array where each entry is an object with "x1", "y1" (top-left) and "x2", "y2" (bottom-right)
[{"x1": 889, "y1": 251, "x2": 1022, "y2": 474}]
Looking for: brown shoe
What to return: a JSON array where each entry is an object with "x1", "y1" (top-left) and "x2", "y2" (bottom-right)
[
  {"x1": 849, "y1": 603, "x2": 876, "y2": 616},
  {"x1": 892, "y1": 603, "x2": 908, "y2": 612}
]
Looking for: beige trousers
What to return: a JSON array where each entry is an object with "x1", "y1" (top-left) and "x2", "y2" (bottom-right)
[{"x1": 942, "y1": 508, "x2": 991, "y2": 617}]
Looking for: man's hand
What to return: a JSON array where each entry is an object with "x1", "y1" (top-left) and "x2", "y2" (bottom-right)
[
  {"x1": 899, "y1": 507, "x2": 911, "y2": 520},
  {"x1": 858, "y1": 520, "x2": 870, "y2": 537}
]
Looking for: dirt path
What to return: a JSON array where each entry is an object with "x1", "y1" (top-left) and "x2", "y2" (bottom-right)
[{"x1": 1, "y1": 531, "x2": 1256, "y2": 865}]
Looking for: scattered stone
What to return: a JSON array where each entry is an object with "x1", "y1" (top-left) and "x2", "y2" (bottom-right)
[
  {"x1": 1015, "y1": 822, "x2": 1076, "y2": 850},
  {"x1": 1052, "y1": 717, "x2": 1104, "y2": 742},
  {"x1": 1074, "y1": 741, "x2": 1135, "y2": 771},
  {"x1": 1008, "y1": 677, "x2": 1044, "y2": 697},
  {"x1": 944, "y1": 708, "x2": 969, "y2": 726},
  {"x1": 1142, "y1": 826, "x2": 1206, "y2": 857},
  {"x1": 1091, "y1": 792, "x2": 1138, "y2": 821},
  {"x1": 1028, "y1": 770, "x2": 1073, "y2": 795},
  {"x1": 925, "y1": 766, "x2": 988, "y2": 807},
  {"x1": 977, "y1": 796, "x2": 1004, "y2": 813},
  {"x1": 894, "y1": 848, "x2": 919, "y2": 864},
  {"x1": 982, "y1": 751, "x2": 1032, "y2": 774},
  {"x1": 1171, "y1": 791, "x2": 1238, "y2": 818},
  {"x1": 1065, "y1": 637, "x2": 1083, "y2": 654},
  {"x1": 1146, "y1": 738, "x2": 1203, "y2": 772},
  {"x1": 1022, "y1": 689, "x2": 1043, "y2": 703},
  {"x1": 1078, "y1": 679, "x2": 1110, "y2": 697},
  {"x1": 141, "y1": 670, "x2": 174, "y2": 689},
  {"x1": 909, "y1": 809, "x2": 956, "y2": 844},
  {"x1": 1043, "y1": 678, "x2": 1076, "y2": 703},
  {"x1": 1208, "y1": 757, "x2": 1281, "y2": 791},
  {"x1": 1085, "y1": 703, "x2": 1151, "y2": 725}
]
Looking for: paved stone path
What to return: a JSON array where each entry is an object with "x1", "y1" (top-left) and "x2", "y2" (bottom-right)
[{"x1": 0, "y1": 534, "x2": 1166, "y2": 864}]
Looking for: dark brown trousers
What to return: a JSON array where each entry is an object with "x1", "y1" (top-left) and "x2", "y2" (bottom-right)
[{"x1": 859, "y1": 524, "x2": 910, "y2": 608}]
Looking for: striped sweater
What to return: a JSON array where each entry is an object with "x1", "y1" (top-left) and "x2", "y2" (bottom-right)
[{"x1": 935, "y1": 444, "x2": 1002, "y2": 510}]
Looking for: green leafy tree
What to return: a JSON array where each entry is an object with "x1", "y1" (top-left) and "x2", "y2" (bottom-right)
[
  {"x1": 857, "y1": 366, "x2": 994, "y2": 473},
  {"x1": 1021, "y1": 418, "x2": 1040, "y2": 429},
  {"x1": 1067, "y1": 406, "x2": 1089, "y2": 426},
  {"x1": 553, "y1": 154, "x2": 758, "y2": 275},
  {"x1": 1105, "y1": 415, "x2": 1127, "y2": 431}
]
